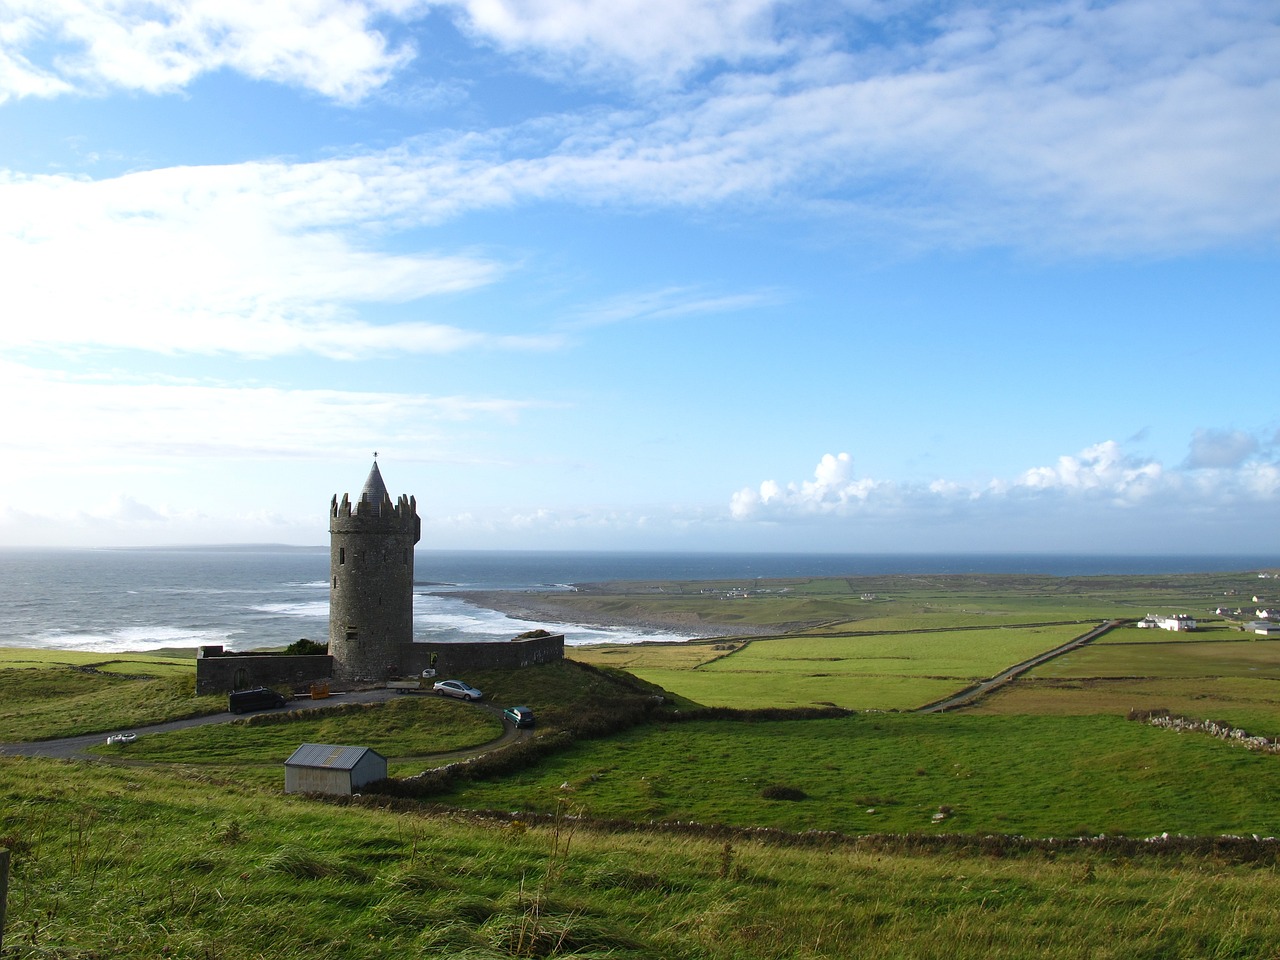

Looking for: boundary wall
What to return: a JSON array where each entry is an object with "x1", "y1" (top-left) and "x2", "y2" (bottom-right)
[{"x1": 195, "y1": 634, "x2": 565, "y2": 695}]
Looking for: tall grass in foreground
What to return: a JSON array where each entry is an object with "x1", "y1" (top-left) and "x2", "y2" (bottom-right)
[{"x1": 4, "y1": 757, "x2": 1280, "y2": 959}]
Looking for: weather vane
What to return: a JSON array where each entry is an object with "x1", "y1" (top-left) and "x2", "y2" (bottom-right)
[{"x1": 373, "y1": 450, "x2": 379, "y2": 459}]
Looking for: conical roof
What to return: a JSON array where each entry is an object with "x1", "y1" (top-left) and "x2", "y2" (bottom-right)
[{"x1": 359, "y1": 461, "x2": 390, "y2": 516}]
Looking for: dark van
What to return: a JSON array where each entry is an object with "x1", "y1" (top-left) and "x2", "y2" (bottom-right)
[{"x1": 228, "y1": 687, "x2": 288, "y2": 714}]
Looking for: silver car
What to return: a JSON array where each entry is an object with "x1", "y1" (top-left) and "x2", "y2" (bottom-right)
[{"x1": 432, "y1": 679, "x2": 483, "y2": 701}]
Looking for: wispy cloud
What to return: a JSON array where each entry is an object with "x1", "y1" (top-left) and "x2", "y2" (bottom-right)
[
  {"x1": 0, "y1": 361, "x2": 542, "y2": 463},
  {"x1": 3, "y1": 0, "x2": 1276, "y2": 366},
  {"x1": 448, "y1": 0, "x2": 784, "y2": 86},
  {"x1": 566, "y1": 286, "x2": 782, "y2": 329},
  {"x1": 0, "y1": 164, "x2": 563, "y2": 358},
  {"x1": 0, "y1": 0, "x2": 419, "y2": 103}
]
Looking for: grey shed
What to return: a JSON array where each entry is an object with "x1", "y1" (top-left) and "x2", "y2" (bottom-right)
[{"x1": 284, "y1": 743, "x2": 388, "y2": 795}]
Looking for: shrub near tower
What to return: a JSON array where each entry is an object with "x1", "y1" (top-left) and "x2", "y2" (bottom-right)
[{"x1": 329, "y1": 461, "x2": 421, "y2": 683}]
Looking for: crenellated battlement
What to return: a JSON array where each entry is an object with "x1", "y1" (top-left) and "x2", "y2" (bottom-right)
[{"x1": 330, "y1": 491, "x2": 419, "y2": 533}]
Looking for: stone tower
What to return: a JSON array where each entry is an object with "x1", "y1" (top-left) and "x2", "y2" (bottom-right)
[{"x1": 329, "y1": 461, "x2": 421, "y2": 682}]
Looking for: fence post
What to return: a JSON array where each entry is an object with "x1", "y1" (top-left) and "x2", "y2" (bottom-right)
[{"x1": 0, "y1": 847, "x2": 10, "y2": 953}]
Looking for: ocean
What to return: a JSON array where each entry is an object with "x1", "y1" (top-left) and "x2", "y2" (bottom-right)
[{"x1": 0, "y1": 547, "x2": 1275, "y2": 655}]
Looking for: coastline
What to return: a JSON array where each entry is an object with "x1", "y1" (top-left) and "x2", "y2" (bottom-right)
[{"x1": 437, "y1": 590, "x2": 771, "y2": 641}]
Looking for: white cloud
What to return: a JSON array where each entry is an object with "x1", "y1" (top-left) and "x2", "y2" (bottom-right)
[
  {"x1": 567, "y1": 286, "x2": 781, "y2": 329},
  {"x1": 449, "y1": 0, "x2": 782, "y2": 84},
  {"x1": 732, "y1": 435, "x2": 1280, "y2": 526},
  {"x1": 431, "y1": 0, "x2": 1280, "y2": 253},
  {"x1": 1012, "y1": 441, "x2": 1163, "y2": 502},
  {"x1": 730, "y1": 452, "x2": 890, "y2": 519},
  {"x1": 0, "y1": 0, "x2": 421, "y2": 103},
  {"x1": 0, "y1": 163, "x2": 565, "y2": 358},
  {"x1": 0, "y1": 361, "x2": 540, "y2": 463},
  {"x1": 2, "y1": 0, "x2": 1276, "y2": 354}
]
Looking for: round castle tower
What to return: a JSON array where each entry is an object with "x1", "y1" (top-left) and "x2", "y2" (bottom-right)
[{"x1": 329, "y1": 461, "x2": 421, "y2": 682}]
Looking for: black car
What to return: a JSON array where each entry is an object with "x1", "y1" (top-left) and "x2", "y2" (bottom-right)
[{"x1": 228, "y1": 687, "x2": 288, "y2": 714}]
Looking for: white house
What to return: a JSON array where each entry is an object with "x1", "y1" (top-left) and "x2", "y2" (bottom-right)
[
  {"x1": 284, "y1": 744, "x2": 388, "y2": 795},
  {"x1": 1137, "y1": 614, "x2": 1196, "y2": 631}
]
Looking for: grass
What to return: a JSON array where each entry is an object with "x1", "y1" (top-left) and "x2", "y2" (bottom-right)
[
  {"x1": 5, "y1": 758, "x2": 1280, "y2": 960},
  {"x1": 0, "y1": 667, "x2": 226, "y2": 741},
  {"x1": 573, "y1": 624, "x2": 1095, "y2": 710},
  {"x1": 92, "y1": 696, "x2": 504, "y2": 784},
  {"x1": 0, "y1": 646, "x2": 196, "y2": 674},
  {"x1": 5, "y1": 570, "x2": 1280, "y2": 957},
  {"x1": 438, "y1": 712, "x2": 1280, "y2": 837}
]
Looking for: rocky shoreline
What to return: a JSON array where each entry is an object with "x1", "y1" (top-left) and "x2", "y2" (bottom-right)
[{"x1": 436, "y1": 590, "x2": 768, "y2": 641}]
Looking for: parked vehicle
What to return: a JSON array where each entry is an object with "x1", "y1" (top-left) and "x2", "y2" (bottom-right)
[
  {"x1": 503, "y1": 706, "x2": 535, "y2": 728},
  {"x1": 432, "y1": 679, "x2": 483, "y2": 701},
  {"x1": 106, "y1": 732, "x2": 137, "y2": 745},
  {"x1": 228, "y1": 687, "x2": 288, "y2": 714}
]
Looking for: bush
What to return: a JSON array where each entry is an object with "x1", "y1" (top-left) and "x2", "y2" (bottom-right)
[
  {"x1": 760, "y1": 785, "x2": 808, "y2": 802},
  {"x1": 284, "y1": 638, "x2": 328, "y2": 656}
]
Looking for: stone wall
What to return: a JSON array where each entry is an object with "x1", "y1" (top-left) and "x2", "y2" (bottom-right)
[
  {"x1": 194, "y1": 634, "x2": 564, "y2": 694},
  {"x1": 400, "y1": 633, "x2": 565, "y2": 677},
  {"x1": 195, "y1": 647, "x2": 333, "y2": 696}
]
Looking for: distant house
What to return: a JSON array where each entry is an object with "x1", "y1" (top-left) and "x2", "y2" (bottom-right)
[
  {"x1": 284, "y1": 744, "x2": 387, "y2": 795},
  {"x1": 1137, "y1": 614, "x2": 1196, "y2": 632}
]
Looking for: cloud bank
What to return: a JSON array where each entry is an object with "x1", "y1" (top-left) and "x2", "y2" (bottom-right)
[
  {"x1": 731, "y1": 437, "x2": 1280, "y2": 545},
  {"x1": 2, "y1": 0, "x2": 1276, "y2": 272}
]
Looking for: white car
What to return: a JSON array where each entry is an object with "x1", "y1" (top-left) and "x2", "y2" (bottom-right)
[
  {"x1": 432, "y1": 679, "x2": 483, "y2": 701},
  {"x1": 106, "y1": 732, "x2": 137, "y2": 745}
]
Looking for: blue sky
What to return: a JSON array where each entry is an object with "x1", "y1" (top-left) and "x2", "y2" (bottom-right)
[{"x1": 2, "y1": 0, "x2": 1278, "y2": 553}]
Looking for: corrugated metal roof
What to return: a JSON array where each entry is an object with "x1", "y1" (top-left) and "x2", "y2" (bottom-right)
[{"x1": 285, "y1": 743, "x2": 385, "y2": 770}]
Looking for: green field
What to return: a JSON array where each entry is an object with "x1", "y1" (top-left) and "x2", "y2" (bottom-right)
[
  {"x1": 6, "y1": 759, "x2": 1280, "y2": 960},
  {"x1": 439, "y1": 712, "x2": 1280, "y2": 836},
  {"x1": 5, "y1": 570, "x2": 1280, "y2": 958},
  {"x1": 92, "y1": 696, "x2": 504, "y2": 783}
]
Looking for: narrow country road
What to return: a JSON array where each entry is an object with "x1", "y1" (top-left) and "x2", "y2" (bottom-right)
[{"x1": 915, "y1": 619, "x2": 1124, "y2": 713}]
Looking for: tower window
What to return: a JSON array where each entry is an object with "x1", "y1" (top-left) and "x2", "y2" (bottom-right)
[
  {"x1": 346, "y1": 628, "x2": 358, "y2": 641},
  {"x1": 332, "y1": 576, "x2": 337, "y2": 589},
  {"x1": 339, "y1": 547, "x2": 345, "y2": 565}
]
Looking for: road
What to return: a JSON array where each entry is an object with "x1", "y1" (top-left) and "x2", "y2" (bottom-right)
[{"x1": 915, "y1": 619, "x2": 1124, "y2": 713}]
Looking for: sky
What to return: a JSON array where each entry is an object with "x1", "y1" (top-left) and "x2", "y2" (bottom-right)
[{"x1": 1, "y1": 0, "x2": 1278, "y2": 554}]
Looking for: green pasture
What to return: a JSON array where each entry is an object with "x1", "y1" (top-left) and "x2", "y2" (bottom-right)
[
  {"x1": 1038, "y1": 637, "x2": 1280, "y2": 680},
  {"x1": 0, "y1": 645, "x2": 194, "y2": 674},
  {"x1": 969, "y1": 676, "x2": 1280, "y2": 729},
  {"x1": 0, "y1": 666, "x2": 224, "y2": 741},
  {"x1": 559, "y1": 569, "x2": 1266, "y2": 634},
  {"x1": 619, "y1": 667, "x2": 962, "y2": 711},
  {"x1": 93, "y1": 697, "x2": 504, "y2": 783},
  {"x1": 969, "y1": 635, "x2": 1280, "y2": 726},
  {"x1": 720, "y1": 624, "x2": 1084, "y2": 677},
  {"x1": 441, "y1": 712, "x2": 1280, "y2": 838},
  {"x1": 6, "y1": 759, "x2": 1280, "y2": 960},
  {"x1": 575, "y1": 624, "x2": 1093, "y2": 710},
  {"x1": 1096, "y1": 622, "x2": 1243, "y2": 643},
  {"x1": 571, "y1": 639, "x2": 735, "y2": 671}
]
